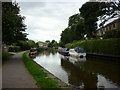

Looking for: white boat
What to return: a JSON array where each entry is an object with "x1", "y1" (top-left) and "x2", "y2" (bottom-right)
[
  {"x1": 69, "y1": 47, "x2": 86, "y2": 58},
  {"x1": 60, "y1": 55, "x2": 86, "y2": 67},
  {"x1": 69, "y1": 56, "x2": 86, "y2": 67}
]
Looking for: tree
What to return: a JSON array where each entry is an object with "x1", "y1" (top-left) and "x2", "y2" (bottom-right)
[
  {"x1": 60, "y1": 14, "x2": 85, "y2": 45},
  {"x1": 75, "y1": 18, "x2": 85, "y2": 39},
  {"x1": 79, "y1": 2, "x2": 100, "y2": 37},
  {"x1": 45, "y1": 40, "x2": 50, "y2": 45},
  {"x1": 98, "y1": 1, "x2": 120, "y2": 27},
  {"x1": 68, "y1": 14, "x2": 81, "y2": 26},
  {"x1": 2, "y1": 2, "x2": 28, "y2": 45},
  {"x1": 48, "y1": 40, "x2": 58, "y2": 48},
  {"x1": 16, "y1": 40, "x2": 30, "y2": 50},
  {"x1": 27, "y1": 40, "x2": 37, "y2": 48},
  {"x1": 60, "y1": 28, "x2": 71, "y2": 44}
]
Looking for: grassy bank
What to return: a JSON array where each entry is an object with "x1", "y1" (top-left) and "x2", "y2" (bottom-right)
[
  {"x1": 22, "y1": 51, "x2": 59, "y2": 88},
  {"x1": 65, "y1": 38, "x2": 120, "y2": 56}
]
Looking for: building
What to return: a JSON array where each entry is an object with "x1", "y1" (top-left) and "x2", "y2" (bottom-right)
[
  {"x1": 37, "y1": 41, "x2": 48, "y2": 48},
  {"x1": 96, "y1": 18, "x2": 120, "y2": 37}
]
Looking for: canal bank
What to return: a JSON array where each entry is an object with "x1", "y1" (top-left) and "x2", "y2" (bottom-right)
[
  {"x1": 65, "y1": 38, "x2": 120, "y2": 61},
  {"x1": 86, "y1": 53, "x2": 120, "y2": 63},
  {"x1": 33, "y1": 50, "x2": 120, "y2": 88},
  {"x1": 22, "y1": 51, "x2": 70, "y2": 88}
]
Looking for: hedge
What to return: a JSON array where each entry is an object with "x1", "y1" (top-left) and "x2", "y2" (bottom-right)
[
  {"x1": 65, "y1": 38, "x2": 120, "y2": 56},
  {"x1": 9, "y1": 46, "x2": 21, "y2": 52}
]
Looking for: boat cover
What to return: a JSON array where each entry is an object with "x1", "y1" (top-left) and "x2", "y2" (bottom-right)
[
  {"x1": 74, "y1": 47, "x2": 85, "y2": 53},
  {"x1": 64, "y1": 48, "x2": 69, "y2": 51}
]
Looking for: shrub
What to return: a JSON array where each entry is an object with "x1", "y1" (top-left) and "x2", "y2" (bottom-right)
[
  {"x1": 37, "y1": 48, "x2": 45, "y2": 52},
  {"x1": 9, "y1": 46, "x2": 21, "y2": 52},
  {"x1": 65, "y1": 38, "x2": 120, "y2": 56}
]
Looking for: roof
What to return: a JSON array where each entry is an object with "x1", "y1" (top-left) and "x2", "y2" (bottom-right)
[{"x1": 97, "y1": 18, "x2": 120, "y2": 31}]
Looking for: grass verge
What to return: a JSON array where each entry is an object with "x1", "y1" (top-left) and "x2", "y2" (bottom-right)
[{"x1": 22, "y1": 51, "x2": 59, "y2": 88}]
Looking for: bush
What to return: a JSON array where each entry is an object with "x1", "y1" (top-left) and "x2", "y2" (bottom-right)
[
  {"x1": 16, "y1": 41, "x2": 30, "y2": 51},
  {"x1": 37, "y1": 48, "x2": 45, "y2": 52},
  {"x1": 65, "y1": 38, "x2": 120, "y2": 56},
  {"x1": 9, "y1": 46, "x2": 21, "y2": 52}
]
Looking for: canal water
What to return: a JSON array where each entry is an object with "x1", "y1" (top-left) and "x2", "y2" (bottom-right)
[{"x1": 34, "y1": 50, "x2": 120, "y2": 88}]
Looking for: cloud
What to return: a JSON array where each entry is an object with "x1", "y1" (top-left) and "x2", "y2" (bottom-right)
[{"x1": 18, "y1": 2, "x2": 88, "y2": 42}]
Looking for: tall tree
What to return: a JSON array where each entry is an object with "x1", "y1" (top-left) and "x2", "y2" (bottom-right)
[
  {"x1": 98, "y1": 1, "x2": 120, "y2": 27},
  {"x1": 2, "y1": 2, "x2": 28, "y2": 45},
  {"x1": 48, "y1": 40, "x2": 58, "y2": 47},
  {"x1": 60, "y1": 14, "x2": 85, "y2": 45},
  {"x1": 79, "y1": 2, "x2": 100, "y2": 37},
  {"x1": 68, "y1": 14, "x2": 81, "y2": 26},
  {"x1": 75, "y1": 18, "x2": 85, "y2": 39},
  {"x1": 45, "y1": 40, "x2": 50, "y2": 45}
]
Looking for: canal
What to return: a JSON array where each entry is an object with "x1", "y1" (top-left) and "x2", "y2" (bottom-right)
[{"x1": 33, "y1": 50, "x2": 120, "y2": 88}]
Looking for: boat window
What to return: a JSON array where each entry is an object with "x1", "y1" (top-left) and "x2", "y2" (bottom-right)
[{"x1": 74, "y1": 47, "x2": 85, "y2": 53}]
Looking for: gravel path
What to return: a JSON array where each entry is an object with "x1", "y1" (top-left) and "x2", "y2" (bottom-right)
[{"x1": 2, "y1": 52, "x2": 37, "y2": 88}]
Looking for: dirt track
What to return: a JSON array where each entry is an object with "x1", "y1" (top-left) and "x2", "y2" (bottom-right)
[{"x1": 2, "y1": 52, "x2": 37, "y2": 88}]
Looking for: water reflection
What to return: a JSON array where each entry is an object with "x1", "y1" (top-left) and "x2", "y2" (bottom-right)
[
  {"x1": 60, "y1": 55, "x2": 86, "y2": 67},
  {"x1": 34, "y1": 50, "x2": 120, "y2": 88},
  {"x1": 61, "y1": 58, "x2": 97, "y2": 88}
]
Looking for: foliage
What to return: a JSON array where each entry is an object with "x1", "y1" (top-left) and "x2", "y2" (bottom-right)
[
  {"x1": 9, "y1": 46, "x2": 21, "y2": 52},
  {"x1": 48, "y1": 40, "x2": 58, "y2": 48},
  {"x1": 2, "y1": 2, "x2": 28, "y2": 45},
  {"x1": 45, "y1": 40, "x2": 50, "y2": 44},
  {"x1": 60, "y1": 1, "x2": 120, "y2": 46},
  {"x1": 79, "y1": 2, "x2": 100, "y2": 37},
  {"x1": 58, "y1": 41, "x2": 65, "y2": 47},
  {"x1": 22, "y1": 51, "x2": 59, "y2": 88},
  {"x1": 37, "y1": 47, "x2": 45, "y2": 52},
  {"x1": 27, "y1": 40, "x2": 37, "y2": 48},
  {"x1": 103, "y1": 30, "x2": 120, "y2": 39},
  {"x1": 98, "y1": 1, "x2": 120, "y2": 27},
  {"x1": 65, "y1": 39, "x2": 120, "y2": 56},
  {"x1": 60, "y1": 14, "x2": 85, "y2": 45},
  {"x1": 16, "y1": 41, "x2": 30, "y2": 51},
  {"x1": 16, "y1": 40, "x2": 37, "y2": 51},
  {"x1": 75, "y1": 18, "x2": 85, "y2": 39},
  {"x1": 68, "y1": 14, "x2": 81, "y2": 26}
]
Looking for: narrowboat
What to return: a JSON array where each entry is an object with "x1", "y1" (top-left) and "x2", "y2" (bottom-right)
[{"x1": 58, "y1": 47, "x2": 69, "y2": 56}]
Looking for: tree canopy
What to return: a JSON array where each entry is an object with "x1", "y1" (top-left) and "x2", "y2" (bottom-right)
[
  {"x1": 60, "y1": 14, "x2": 85, "y2": 45},
  {"x1": 47, "y1": 40, "x2": 58, "y2": 48},
  {"x1": 2, "y1": 2, "x2": 28, "y2": 45},
  {"x1": 60, "y1": 1, "x2": 120, "y2": 46},
  {"x1": 79, "y1": 2, "x2": 100, "y2": 37},
  {"x1": 98, "y1": 1, "x2": 120, "y2": 27}
]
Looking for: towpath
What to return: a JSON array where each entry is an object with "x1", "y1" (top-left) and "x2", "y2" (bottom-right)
[{"x1": 2, "y1": 52, "x2": 37, "y2": 88}]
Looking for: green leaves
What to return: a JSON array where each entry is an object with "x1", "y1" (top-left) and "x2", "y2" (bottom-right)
[
  {"x1": 60, "y1": 14, "x2": 85, "y2": 45},
  {"x1": 47, "y1": 40, "x2": 58, "y2": 48},
  {"x1": 80, "y1": 2, "x2": 100, "y2": 37},
  {"x1": 2, "y1": 2, "x2": 27, "y2": 45},
  {"x1": 65, "y1": 39, "x2": 120, "y2": 56}
]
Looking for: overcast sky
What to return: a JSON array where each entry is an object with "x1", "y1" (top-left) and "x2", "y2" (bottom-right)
[{"x1": 18, "y1": 1, "x2": 89, "y2": 42}]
